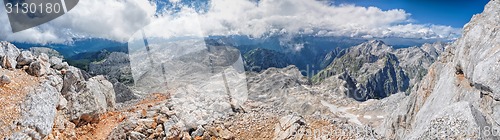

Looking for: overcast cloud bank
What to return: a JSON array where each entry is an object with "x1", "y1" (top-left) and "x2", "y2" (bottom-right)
[{"x1": 0, "y1": 0, "x2": 461, "y2": 44}]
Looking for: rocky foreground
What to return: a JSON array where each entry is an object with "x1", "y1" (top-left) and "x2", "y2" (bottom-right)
[{"x1": 1, "y1": 0, "x2": 500, "y2": 139}]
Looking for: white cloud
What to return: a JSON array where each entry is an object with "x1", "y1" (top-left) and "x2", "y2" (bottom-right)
[
  {"x1": 142, "y1": 0, "x2": 462, "y2": 40},
  {"x1": 0, "y1": 0, "x2": 461, "y2": 44},
  {"x1": 0, "y1": 0, "x2": 156, "y2": 44}
]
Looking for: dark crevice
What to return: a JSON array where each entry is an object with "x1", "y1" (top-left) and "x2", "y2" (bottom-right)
[
  {"x1": 474, "y1": 83, "x2": 494, "y2": 93},
  {"x1": 455, "y1": 65, "x2": 464, "y2": 75}
]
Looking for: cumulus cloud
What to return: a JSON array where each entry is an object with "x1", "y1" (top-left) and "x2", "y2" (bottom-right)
[
  {"x1": 0, "y1": 0, "x2": 156, "y2": 44},
  {"x1": 0, "y1": 0, "x2": 462, "y2": 44}
]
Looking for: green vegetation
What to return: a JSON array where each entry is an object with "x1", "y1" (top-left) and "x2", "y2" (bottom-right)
[{"x1": 66, "y1": 50, "x2": 111, "y2": 71}]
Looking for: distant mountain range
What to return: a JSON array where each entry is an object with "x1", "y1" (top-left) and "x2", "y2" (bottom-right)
[{"x1": 9, "y1": 35, "x2": 449, "y2": 78}]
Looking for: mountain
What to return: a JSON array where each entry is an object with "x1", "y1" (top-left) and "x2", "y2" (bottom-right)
[
  {"x1": 378, "y1": 1, "x2": 500, "y2": 139},
  {"x1": 12, "y1": 38, "x2": 128, "y2": 58},
  {"x1": 2, "y1": 1, "x2": 498, "y2": 139},
  {"x1": 243, "y1": 48, "x2": 291, "y2": 72},
  {"x1": 206, "y1": 35, "x2": 367, "y2": 74},
  {"x1": 312, "y1": 40, "x2": 445, "y2": 100}
]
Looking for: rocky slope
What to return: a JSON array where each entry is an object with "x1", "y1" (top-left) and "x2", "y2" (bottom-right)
[
  {"x1": 377, "y1": 0, "x2": 500, "y2": 139},
  {"x1": 88, "y1": 52, "x2": 137, "y2": 103},
  {"x1": 0, "y1": 42, "x2": 116, "y2": 139},
  {"x1": 243, "y1": 48, "x2": 291, "y2": 72},
  {"x1": 0, "y1": 40, "x2": 377, "y2": 139},
  {"x1": 0, "y1": 1, "x2": 498, "y2": 139},
  {"x1": 313, "y1": 40, "x2": 445, "y2": 100}
]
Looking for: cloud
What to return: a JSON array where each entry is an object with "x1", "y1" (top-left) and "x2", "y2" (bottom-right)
[
  {"x1": 0, "y1": 0, "x2": 462, "y2": 44},
  {"x1": 0, "y1": 0, "x2": 156, "y2": 44},
  {"x1": 199, "y1": 0, "x2": 460, "y2": 39}
]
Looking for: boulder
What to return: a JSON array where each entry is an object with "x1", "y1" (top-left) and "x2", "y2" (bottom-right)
[
  {"x1": 46, "y1": 75, "x2": 63, "y2": 92},
  {"x1": 27, "y1": 53, "x2": 51, "y2": 77},
  {"x1": 0, "y1": 75, "x2": 11, "y2": 86},
  {"x1": 16, "y1": 51, "x2": 34, "y2": 67},
  {"x1": 274, "y1": 115, "x2": 306, "y2": 140},
  {"x1": 61, "y1": 66, "x2": 85, "y2": 96},
  {"x1": 19, "y1": 81, "x2": 59, "y2": 138},
  {"x1": 27, "y1": 61, "x2": 50, "y2": 77},
  {"x1": 49, "y1": 56, "x2": 69, "y2": 70},
  {"x1": 0, "y1": 41, "x2": 21, "y2": 69},
  {"x1": 62, "y1": 67, "x2": 116, "y2": 124}
]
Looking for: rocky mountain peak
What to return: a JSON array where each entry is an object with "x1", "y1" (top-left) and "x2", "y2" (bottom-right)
[
  {"x1": 420, "y1": 42, "x2": 446, "y2": 58},
  {"x1": 353, "y1": 39, "x2": 393, "y2": 56}
]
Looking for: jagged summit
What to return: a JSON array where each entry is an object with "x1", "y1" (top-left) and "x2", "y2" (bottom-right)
[{"x1": 352, "y1": 39, "x2": 393, "y2": 56}]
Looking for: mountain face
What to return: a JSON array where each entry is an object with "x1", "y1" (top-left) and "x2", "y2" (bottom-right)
[
  {"x1": 207, "y1": 35, "x2": 367, "y2": 75},
  {"x1": 379, "y1": 1, "x2": 500, "y2": 139},
  {"x1": 313, "y1": 40, "x2": 445, "y2": 101},
  {"x1": 243, "y1": 48, "x2": 291, "y2": 72}
]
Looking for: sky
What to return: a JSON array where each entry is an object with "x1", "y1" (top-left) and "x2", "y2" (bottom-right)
[
  {"x1": 333, "y1": 0, "x2": 489, "y2": 28},
  {"x1": 0, "y1": 0, "x2": 490, "y2": 44}
]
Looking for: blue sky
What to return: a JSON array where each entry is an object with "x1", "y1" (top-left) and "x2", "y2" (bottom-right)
[{"x1": 333, "y1": 0, "x2": 489, "y2": 28}]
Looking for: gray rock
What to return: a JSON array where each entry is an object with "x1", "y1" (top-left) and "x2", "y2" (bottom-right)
[
  {"x1": 62, "y1": 66, "x2": 116, "y2": 124},
  {"x1": 19, "y1": 80, "x2": 59, "y2": 138},
  {"x1": 274, "y1": 115, "x2": 306, "y2": 140},
  {"x1": 163, "y1": 116, "x2": 180, "y2": 138},
  {"x1": 7, "y1": 128, "x2": 41, "y2": 140},
  {"x1": 57, "y1": 95, "x2": 67, "y2": 110},
  {"x1": 113, "y1": 81, "x2": 138, "y2": 103},
  {"x1": 0, "y1": 75, "x2": 11, "y2": 86},
  {"x1": 394, "y1": 42, "x2": 445, "y2": 85},
  {"x1": 49, "y1": 56, "x2": 68, "y2": 70},
  {"x1": 61, "y1": 66, "x2": 85, "y2": 96},
  {"x1": 27, "y1": 61, "x2": 49, "y2": 77},
  {"x1": 27, "y1": 53, "x2": 51, "y2": 77},
  {"x1": 413, "y1": 102, "x2": 490, "y2": 139},
  {"x1": 0, "y1": 41, "x2": 21, "y2": 69},
  {"x1": 454, "y1": 0, "x2": 500, "y2": 99},
  {"x1": 191, "y1": 125, "x2": 205, "y2": 137},
  {"x1": 46, "y1": 75, "x2": 63, "y2": 92},
  {"x1": 7, "y1": 132, "x2": 32, "y2": 140},
  {"x1": 128, "y1": 131, "x2": 146, "y2": 140},
  {"x1": 16, "y1": 51, "x2": 34, "y2": 67}
]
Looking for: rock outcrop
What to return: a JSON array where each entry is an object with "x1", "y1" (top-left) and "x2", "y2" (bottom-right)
[
  {"x1": 62, "y1": 67, "x2": 116, "y2": 124},
  {"x1": 16, "y1": 51, "x2": 34, "y2": 68},
  {"x1": 27, "y1": 54, "x2": 52, "y2": 77},
  {"x1": 0, "y1": 42, "x2": 21, "y2": 69},
  {"x1": 378, "y1": 1, "x2": 500, "y2": 139},
  {"x1": 0, "y1": 43, "x2": 117, "y2": 139}
]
